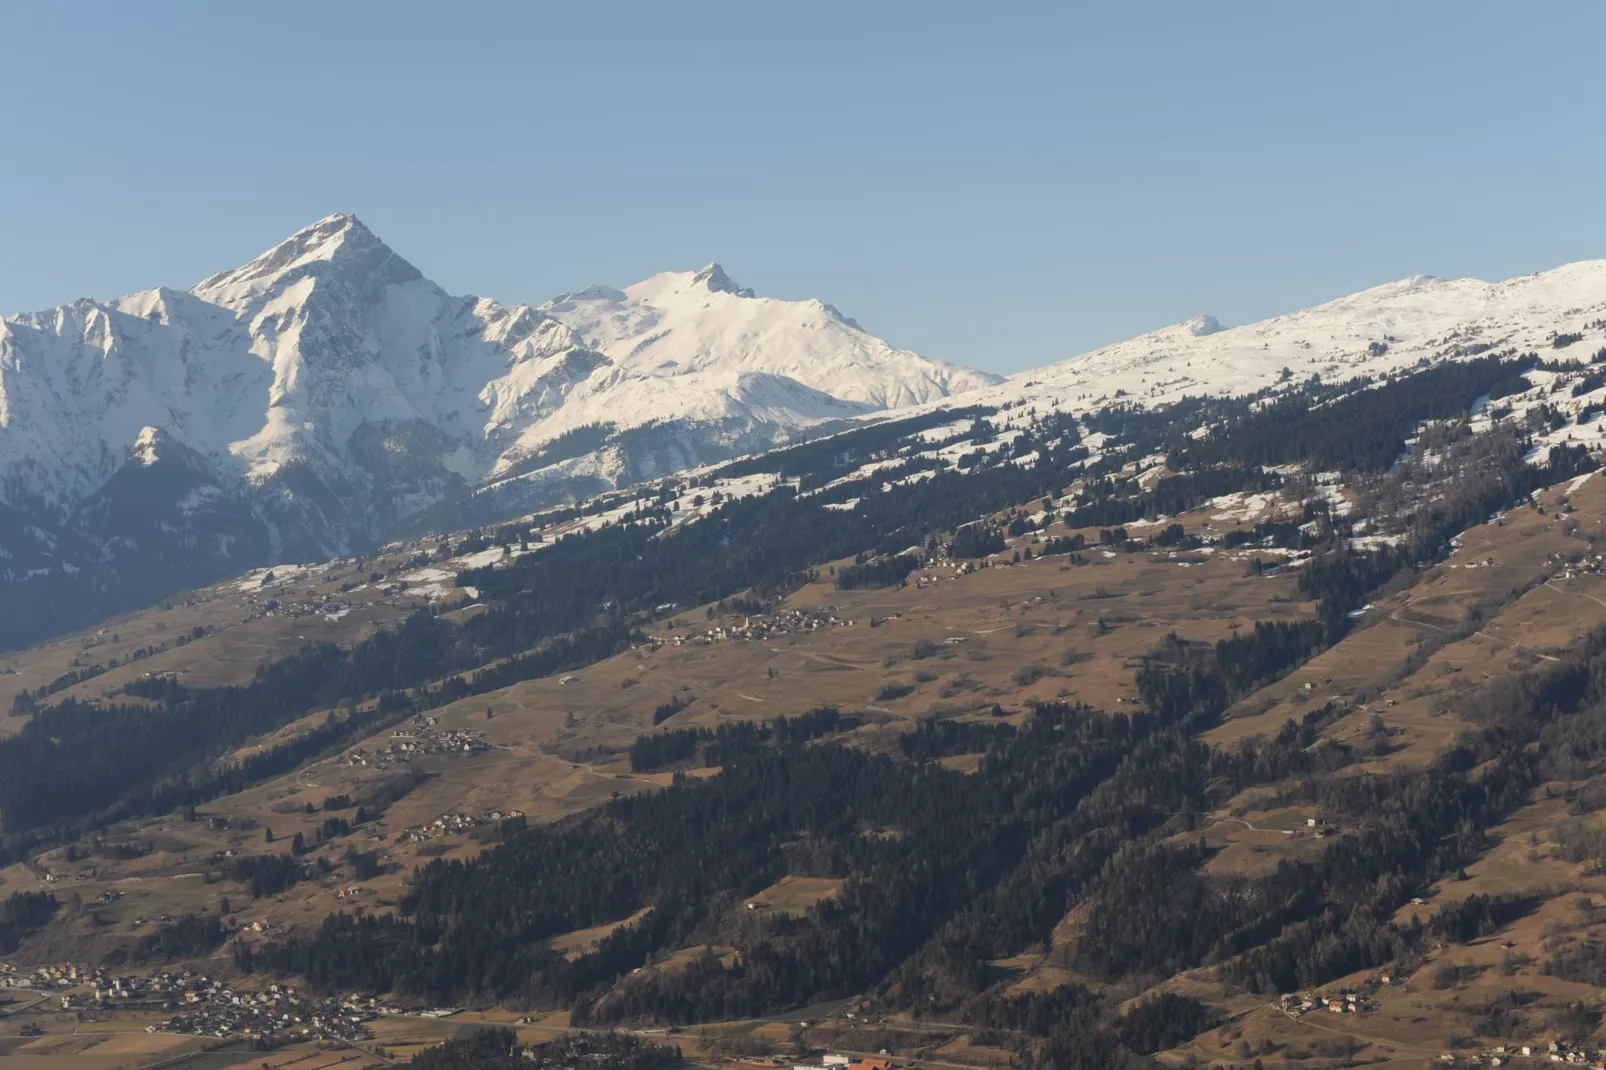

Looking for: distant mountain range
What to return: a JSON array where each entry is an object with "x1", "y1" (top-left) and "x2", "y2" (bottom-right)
[
  {"x1": 0, "y1": 215, "x2": 995, "y2": 647},
  {"x1": 1, "y1": 214, "x2": 1604, "y2": 650}
]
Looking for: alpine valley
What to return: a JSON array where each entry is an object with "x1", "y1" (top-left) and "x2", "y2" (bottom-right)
[{"x1": 11, "y1": 222, "x2": 1606, "y2": 1067}]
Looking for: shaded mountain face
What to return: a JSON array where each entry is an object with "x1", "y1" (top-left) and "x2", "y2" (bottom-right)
[
  {"x1": 0, "y1": 215, "x2": 998, "y2": 649},
  {"x1": 68, "y1": 427, "x2": 274, "y2": 607}
]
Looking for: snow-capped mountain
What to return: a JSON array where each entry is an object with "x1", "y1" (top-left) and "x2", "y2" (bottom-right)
[
  {"x1": 539, "y1": 263, "x2": 989, "y2": 416},
  {"x1": 0, "y1": 214, "x2": 995, "y2": 648},
  {"x1": 987, "y1": 261, "x2": 1606, "y2": 415}
]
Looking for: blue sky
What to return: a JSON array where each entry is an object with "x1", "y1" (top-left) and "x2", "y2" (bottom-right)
[{"x1": 3, "y1": 2, "x2": 1604, "y2": 374}]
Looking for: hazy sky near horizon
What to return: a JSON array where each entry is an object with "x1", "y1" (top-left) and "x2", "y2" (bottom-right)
[{"x1": 4, "y1": 2, "x2": 1604, "y2": 375}]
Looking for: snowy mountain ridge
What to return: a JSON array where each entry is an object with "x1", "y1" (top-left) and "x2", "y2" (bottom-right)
[{"x1": 981, "y1": 260, "x2": 1606, "y2": 417}]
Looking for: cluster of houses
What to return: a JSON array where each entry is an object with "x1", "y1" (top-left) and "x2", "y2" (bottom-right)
[
  {"x1": 646, "y1": 607, "x2": 854, "y2": 650},
  {"x1": 337, "y1": 715, "x2": 492, "y2": 769},
  {"x1": 797, "y1": 1057, "x2": 893, "y2": 1070},
  {"x1": 1449, "y1": 1041, "x2": 1606, "y2": 1065},
  {"x1": 1276, "y1": 990, "x2": 1376, "y2": 1017},
  {"x1": 742, "y1": 1055, "x2": 894, "y2": 1070},
  {"x1": 4, "y1": 965, "x2": 381, "y2": 1045},
  {"x1": 148, "y1": 979, "x2": 383, "y2": 1042},
  {"x1": 1556, "y1": 553, "x2": 1606, "y2": 581},
  {"x1": 246, "y1": 591, "x2": 361, "y2": 624},
  {"x1": 911, "y1": 559, "x2": 1012, "y2": 586},
  {"x1": 74, "y1": 972, "x2": 173, "y2": 1009},
  {"x1": 0, "y1": 961, "x2": 91, "y2": 989},
  {"x1": 396, "y1": 808, "x2": 524, "y2": 845}
]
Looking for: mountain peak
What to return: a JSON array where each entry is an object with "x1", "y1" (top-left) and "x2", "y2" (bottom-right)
[
  {"x1": 1183, "y1": 314, "x2": 1225, "y2": 337},
  {"x1": 129, "y1": 425, "x2": 207, "y2": 470},
  {"x1": 131, "y1": 426, "x2": 165, "y2": 466},
  {"x1": 191, "y1": 213, "x2": 423, "y2": 306},
  {"x1": 692, "y1": 263, "x2": 754, "y2": 298}
]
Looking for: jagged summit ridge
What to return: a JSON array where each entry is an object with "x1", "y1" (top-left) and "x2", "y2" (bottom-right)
[{"x1": 692, "y1": 263, "x2": 754, "y2": 297}]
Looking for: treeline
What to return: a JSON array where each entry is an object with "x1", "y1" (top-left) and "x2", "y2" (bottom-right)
[
  {"x1": 1038, "y1": 533, "x2": 1086, "y2": 556},
  {"x1": 1175, "y1": 355, "x2": 1535, "y2": 471},
  {"x1": 0, "y1": 891, "x2": 57, "y2": 954},
  {"x1": 837, "y1": 553, "x2": 921, "y2": 591},
  {"x1": 973, "y1": 987, "x2": 1216, "y2": 1067},
  {"x1": 950, "y1": 525, "x2": 1005, "y2": 559},
  {"x1": 716, "y1": 407, "x2": 995, "y2": 483},
  {"x1": 128, "y1": 913, "x2": 227, "y2": 964},
  {"x1": 1222, "y1": 518, "x2": 1316, "y2": 551},
  {"x1": 898, "y1": 717, "x2": 1016, "y2": 761},
  {"x1": 1429, "y1": 893, "x2": 1537, "y2": 944},
  {"x1": 229, "y1": 854, "x2": 303, "y2": 899},
  {"x1": 0, "y1": 641, "x2": 345, "y2": 833},
  {"x1": 1062, "y1": 465, "x2": 1280, "y2": 531},
  {"x1": 1214, "y1": 620, "x2": 1328, "y2": 697},
  {"x1": 9, "y1": 662, "x2": 109, "y2": 713},
  {"x1": 628, "y1": 708, "x2": 859, "y2": 772}
]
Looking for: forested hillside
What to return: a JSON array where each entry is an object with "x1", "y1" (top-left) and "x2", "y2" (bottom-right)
[{"x1": 9, "y1": 344, "x2": 1606, "y2": 1066}]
